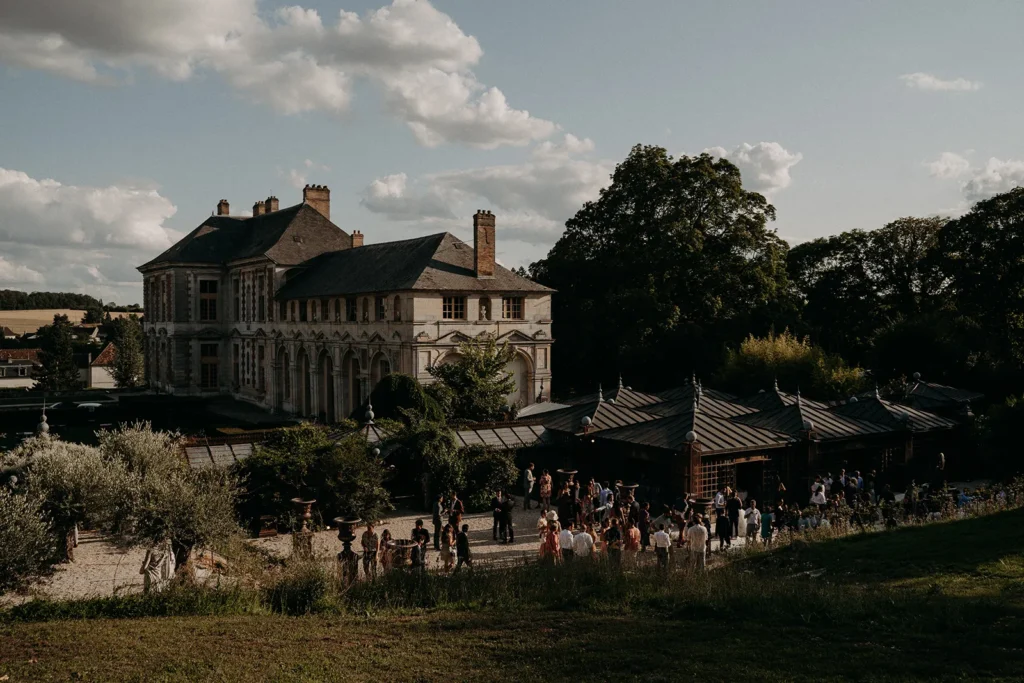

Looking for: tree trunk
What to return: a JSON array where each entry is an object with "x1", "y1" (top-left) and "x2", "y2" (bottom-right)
[{"x1": 171, "y1": 540, "x2": 194, "y2": 580}]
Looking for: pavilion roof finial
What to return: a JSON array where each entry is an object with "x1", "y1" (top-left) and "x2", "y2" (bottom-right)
[
  {"x1": 774, "y1": 376, "x2": 779, "y2": 391},
  {"x1": 874, "y1": 383, "x2": 880, "y2": 400},
  {"x1": 598, "y1": 383, "x2": 604, "y2": 402},
  {"x1": 618, "y1": 374, "x2": 623, "y2": 390}
]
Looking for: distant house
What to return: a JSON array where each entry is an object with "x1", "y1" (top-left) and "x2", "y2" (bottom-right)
[
  {"x1": 72, "y1": 324, "x2": 102, "y2": 344},
  {"x1": 1, "y1": 326, "x2": 16, "y2": 340},
  {"x1": 87, "y1": 343, "x2": 118, "y2": 389},
  {"x1": 0, "y1": 349, "x2": 41, "y2": 388}
]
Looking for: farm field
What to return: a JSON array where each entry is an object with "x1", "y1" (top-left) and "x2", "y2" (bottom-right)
[{"x1": 0, "y1": 310, "x2": 138, "y2": 335}]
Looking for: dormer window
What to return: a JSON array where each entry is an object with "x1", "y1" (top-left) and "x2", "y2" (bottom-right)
[{"x1": 393, "y1": 296, "x2": 402, "y2": 322}]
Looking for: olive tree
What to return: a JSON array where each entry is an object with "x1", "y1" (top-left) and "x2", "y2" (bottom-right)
[{"x1": 0, "y1": 488, "x2": 57, "y2": 595}]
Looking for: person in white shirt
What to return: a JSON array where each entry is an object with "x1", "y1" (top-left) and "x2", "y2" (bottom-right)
[
  {"x1": 652, "y1": 523, "x2": 672, "y2": 568},
  {"x1": 745, "y1": 501, "x2": 760, "y2": 539},
  {"x1": 684, "y1": 516, "x2": 709, "y2": 570},
  {"x1": 572, "y1": 526, "x2": 595, "y2": 558},
  {"x1": 811, "y1": 477, "x2": 827, "y2": 508},
  {"x1": 559, "y1": 523, "x2": 576, "y2": 562},
  {"x1": 713, "y1": 488, "x2": 726, "y2": 515},
  {"x1": 599, "y1": 482, "x2": 612, "y2": 507}
]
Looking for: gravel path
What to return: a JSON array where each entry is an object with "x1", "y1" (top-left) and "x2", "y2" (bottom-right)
[{"x1": 11, "y1": 504, "x2": 759, "y2": 603}]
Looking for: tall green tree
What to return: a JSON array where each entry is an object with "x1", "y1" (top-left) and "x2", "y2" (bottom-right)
[
  {"x1": 530, "y1": 144, "x2": 791, "y2": 394},
  {"x1": 427, "y1": 339, "x2": 517, "y2": 422},
  {"x1": 35, "y1": 314, "x2": 84, "y2": 392},
  {"x1": 933, "y1": 187, "x2": 1024, "y2": 366},
  {"x1": 109, "y1": 315, "x2": 145, "y2": 388},
  {"x1": 83, "y1": 299, "x2": 104, "y2": 324}
]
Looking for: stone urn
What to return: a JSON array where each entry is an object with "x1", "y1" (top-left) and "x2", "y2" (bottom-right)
[
  {"x1": 290, "y1": 498, "x2": 317, "y2": 557},
  {"x1": 334, "y1": 517, "x2": 361, "y2": 585},
  {"x1": 556, "y1": 469, "x2": 578, "y2": 489},
  {"x1": 618, "y1": 483, "x2": 639, "y2": 500},
  {"x1": 332, "y1": 517, "x2": 361, "y2": 549},
  {"x1": 388, "y1": 538, "x2": 416, "y2": 569}
]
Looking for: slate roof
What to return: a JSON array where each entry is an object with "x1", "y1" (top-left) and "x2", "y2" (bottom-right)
[
  {"x1": 275, "y1": 232, "x2": 551, "y2": 299},
  {"x1": 564, "y1": 381, "x2": 663, "y2": 410},
  {"x1": 140, "y1": 203, "x2": 351, "y2": 269}
]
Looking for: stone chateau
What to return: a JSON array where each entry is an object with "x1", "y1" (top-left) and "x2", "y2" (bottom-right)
[{"x1": 137, "y1": 185, "x2": 553, "y2": 421}]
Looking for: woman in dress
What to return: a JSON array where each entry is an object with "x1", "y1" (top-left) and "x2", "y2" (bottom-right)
[
  {"x1": 539, "y1": 470, "x2": 553, "y2": 512},
  {"x1": 440, "y1": 523, "x2": 456, "y2": 572},
  {"x1": 624, "y1": 519, "x2": 641, "y2": 566},
  {"x1": 540, "y1": 521, "x2": 561, "y2": 564},
  {"x1": 379, "y1": 528, "x2": 393, "y2": 571}
]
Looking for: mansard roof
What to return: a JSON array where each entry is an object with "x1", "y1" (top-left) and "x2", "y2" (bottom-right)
[
  {"x1": 139, "y1": 203, "x2": 351, "y2": 270},
  {"x1": 275, "y1": 232, "x2": 552, "y2": 299}
]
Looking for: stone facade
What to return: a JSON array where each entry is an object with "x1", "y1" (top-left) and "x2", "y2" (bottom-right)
[{"x1": 138, "y1": 189, "x2": 553, "y2": 422}]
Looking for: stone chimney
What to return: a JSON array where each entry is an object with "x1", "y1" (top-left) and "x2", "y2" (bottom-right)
[
  {"x1": 303, "y1": 184, "x2": 330, "y2": 220},
  {"x1": 351, "y1": 230, "x2": 364, "y2": 248},
  {"x1": 473, "y1": 210, "x2": 495, "y2": 278},
  {"x1": 217, "y1": 199, "x2": 230, "y2": 216},
  {"x1": 252, "y1": 200, "x2": 266, "y2": 217},
  {"x1": 265, "y1": 196, "x2": 279, "y2": 213}
]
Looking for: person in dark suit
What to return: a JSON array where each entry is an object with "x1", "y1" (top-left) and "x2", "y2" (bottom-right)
[
  {"x1": 501, "y1": 495, "x2": 516, "y2": 543},
  {"x1": 431, "y1": 495, "x2": 444, "y2": 551},
  {"x1": 490, "y1": 490, "x2": 503, "y2": 541}
]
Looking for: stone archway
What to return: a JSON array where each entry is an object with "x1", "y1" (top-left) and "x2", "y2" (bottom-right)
[
  {"x1": 369, "y1": 351, "x2": 392, "y2": 392},
  {"x1": 318, "y1": 349, "x2": 334, "y2": 423},
  {"x1": 276, "y1": 347, "x2": 289, "y2": 411},
  {"x1": 296, "y1": 347, "x2": 311, "y2": 416},
  {"x1": 342, "y1": 349, "x2": 360, "y2": 417},
  {"x1": 504, "y1": 351, "x2": 531, "y2": 407}
]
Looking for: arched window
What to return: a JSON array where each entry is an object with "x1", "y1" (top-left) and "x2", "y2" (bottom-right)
[{"x1": 393, "y1": 295, "x2": 402, "y2": 322}]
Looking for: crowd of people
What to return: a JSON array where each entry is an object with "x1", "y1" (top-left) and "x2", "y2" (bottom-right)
[{"x1": 346, "y1": 464, "x2": 1015, "y2": 580}]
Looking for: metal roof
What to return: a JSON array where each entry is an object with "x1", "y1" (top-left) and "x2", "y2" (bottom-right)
[
  {"x1": 185, "y1": 443, "x2": 253, "y2": 468},
  {"x1": 454, "y1": 424, "x2": 554, "y2": 449},
  {"x1": 832, "y1": 396, "x2": 957, "y2": 432},
  {"x1": 906, "y1": 379, "x2": 984, "y2": 407},
  {"x1": 543, "y1": 399, "x2": 660, "y2": 436}
]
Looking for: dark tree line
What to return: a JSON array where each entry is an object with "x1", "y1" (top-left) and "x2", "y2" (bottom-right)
[
  {"x1": 530, "y1": 144, "x2": 1024, "y2": 403},
  {"x1": 0, "y1": 290, "x2": 103, "y2": 311}
]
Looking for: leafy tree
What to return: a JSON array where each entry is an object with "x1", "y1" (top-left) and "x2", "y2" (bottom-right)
[
  {"x1": 716, "y1": 329, "x2": 867, "y2": 400},
  {"x1": 463, "y1": 446, "x2": 519, "y2": 512},
  {"x1": 530, "y1": 144, "x2": 791, "y2": 394},
  {"x1": 932, "y1": 187, "x2": 1024, "y2": 366},
  {"x1": 109, "y1": 315, "x2": 145, "y2": 388},
  {"x1": 427, "y1": 339, "x2": 517, "y2": 422},
  {"x1": 35, "y1": 314, "x2": 84, "y2": 392},
  {"x1": 3, "y1": 436, "x2": 127, "y2": 561},
  {"x1": 368, "y1": 373, "x2": 444, "y2": 424},
  {"x1": 83, "y1": 299, "x2": 104, "y2": 324},
  {"x1": 0, "y1": 488, "x2": 58, "y2": 595},
  {"x1": 393, "y1": 416, "x2": 463, "y2": 508},
  {"x1": 0, "y1": 289, "x2": 102, "y2": 311},
  {"x1": 978, "y1": 394, "x2": 1024, "y2": 479},
  {"x1": 98, "y1": 423, "x2": 239, "y2": 572},
  {"x1": 234, "y1": 425, "x2": 393, "y2": 532}
]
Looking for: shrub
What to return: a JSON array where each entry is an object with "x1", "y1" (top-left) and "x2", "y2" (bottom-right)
[
  {"x1": 0, "y1": 489, "x2": 58, "y2": 595},
  {"x1": 464, "y1": 447, "x2": 519, "y2": 511},
  {"x1": 265, "y1": 558, "x2": 337, "y2": 616},
  {"x1": 234, "y1": 425, "x2": 393, "y2": 531},
  {"x1": 368, "y1": 373, "x2": 444, "y2": 424}
]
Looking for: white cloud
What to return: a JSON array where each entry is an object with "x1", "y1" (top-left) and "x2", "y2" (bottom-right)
[
  {"x1": 360, "y1": 134, "x2": 612, "y2": 244},
  {"x1": 928, "y1": 152, "x2": 972, "y2": 179},
  {"x1": 962, "y1": 157, "x2": 1024, "y2": 204},
  {"x1": 0, "y1": 167, "x2": 179, "y2": 303},
  {"x1": 899, "y1": 72, "x2": 982, "y2": 92},
  {"x1": 359, "y1": 172, "x2": 457, "y2": 220},
  {"x1": 703, "y1": 142, "x2": 803, "y2": 196},
  {"x1": 0, "y1": 0, "x2": 555, "y2": 148}
]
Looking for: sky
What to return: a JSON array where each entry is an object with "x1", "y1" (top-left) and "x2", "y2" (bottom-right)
[{"x1": 1, "y1": 0, "x2": 1023, "y2": 305}]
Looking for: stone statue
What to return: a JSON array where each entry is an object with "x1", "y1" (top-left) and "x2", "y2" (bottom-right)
[{"x1": 480, "y1": 298, "x2": 491, "y2": 321}]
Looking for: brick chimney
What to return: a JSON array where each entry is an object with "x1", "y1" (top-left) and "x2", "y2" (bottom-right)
[
  {"x1": 265, "y1": 196, "x2": 279, "y2": 213},
  {"x1": 252, "y1": 200, "x2": 266, "y2": 217},
  {"x1": 302, "y1": 184, "x2": 330, "y2": 220},
  {"x1": 217, "y1": 199, "x2": 230, "y2": 216},
  {"x1": 351, "y1": 230, "x2": 364, "y2": 248},
  {"x1": 473, "y1": 210, "x2": 495, "y2": 278}
]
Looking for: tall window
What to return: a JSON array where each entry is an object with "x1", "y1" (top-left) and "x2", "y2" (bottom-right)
[
  {"x1": 442, "y1": 296, "x2": 466, "y2": 320},
  {"x1": 502, "y1": 296, "x2": 524, "y2": 320},
  {"x1": 199, "y1": 280, "x2": 218, "y2": 321},
  {"x1": 257, "y1": 346, "x2": 265, "y2": 390},
  {"x1": 299, "y1": 300, "x2": 308, "y2": 322},
  {"x1": 233, "y1": 278, "x2": 240, "y2": 321},
  {"x1": 334, "y1": 299, "x2": 342, "y2": 322},
  {"x1": 361, "y1": 298, "x2": 369, "y2": 322},
  {"x1": 346, "y1": 298, "x2": 357, "y2": 322},
  {"x1": 258, "y1": 275, "x2": 266, "y2": 322},
  {"x1": 200, "y1": 343, "x2": 219, "y2": 389},
  {"x1": 279, "y1": 300, "x2": 287, "y2": 321},
  {"x1": 232, "y1": 344, "x2": 240, "y2": 385},
  {"x1": 321, "y1": 299, "x2": 330, "y2": 322},
  {"x1": 393, "y1": 296, "x2": 402, "y2": 322},
  {"x1": 376, "y1": 296, "x2": 386, "y2": 321}
]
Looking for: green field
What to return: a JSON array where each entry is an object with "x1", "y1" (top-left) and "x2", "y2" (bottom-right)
[{"x1": 3, "y1": 509, "x2": 1024, "y2": 682}]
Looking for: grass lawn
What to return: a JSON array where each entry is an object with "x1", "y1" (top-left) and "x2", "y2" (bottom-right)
[{"x1": 3, "y1": 509, "x2": 1024, "y2": 682}]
